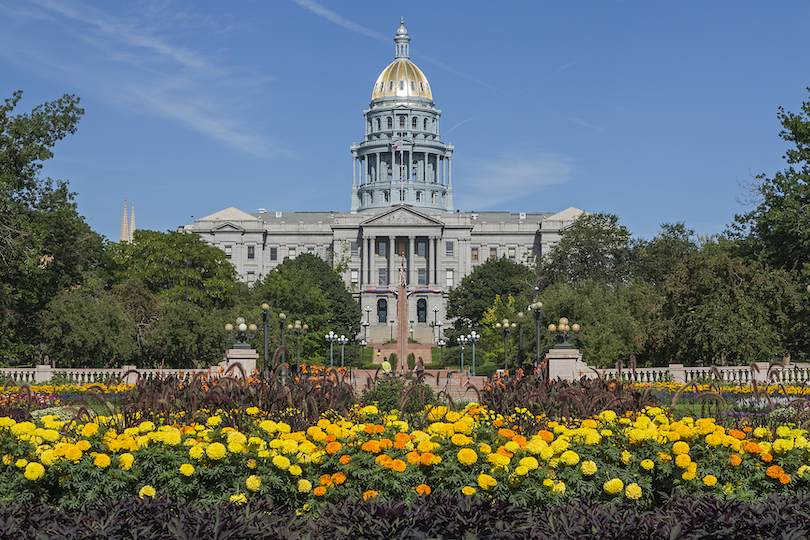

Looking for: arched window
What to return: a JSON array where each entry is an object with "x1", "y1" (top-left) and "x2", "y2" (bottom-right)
[
  {"x1": 375, "y1": 118, "x2": 381, "y2": 131},
  {"x1": 387, "y1": 117, "x2": 393, "y2": 129},
  {"x1": 417, "y1": 299, "x2": 427, "y2": 323},
  {"x1": 412, "y1": 117, "x2": 418, "y2": 129},
  {"x1": 377, "y1": 299, "x2": 387, "y2": 323},
  {"x1": 399, "y1": 116, "x2": 405, "y2": 128},
  {"x1": 423, "y1": 118, "x2": 429, "y2": 130}
]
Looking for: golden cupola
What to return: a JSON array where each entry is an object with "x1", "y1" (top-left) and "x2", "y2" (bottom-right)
[{"x1": 370, "y1": 19, "x2": 433, "y2": 105}]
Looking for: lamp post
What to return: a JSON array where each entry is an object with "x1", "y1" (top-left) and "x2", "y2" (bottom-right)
[
  {"x1": 363, "y1": 306, "x2": 371, "y2": 342},
  {"x1": 278, "y1": 313, "x2": 287, "y2": 363},
  {"x1": 528, "y1": 301, "x2": 544, "y2": 373},
  {"x1": 548, "y1": 317, "x2": 581, "y2": 349},
  {"x1": 458, "y1": 334, "x2": 468, "y2": 374},
  {"x1": 287, "y1": 320, "x2": 309, "y2": 372},
  {"x1": 517, "y1": 311, "x2": 525, "y2": 366},
  {"x1": 494, "y1": 318, "x2": 517, "y2": 371},
  {"x1": 360, "y1": 339, "x2": 367, "y2": 365},
  {"x1": 325, "y1": 331, "x2": 339, "y2": 368},
  {"x1": 337, "y1": 335, "x2": 349, "y2": 367},
  {"x1": 225, "y1": 317, "x2": 257, "y2": 349},
  {"x1": 467, "y1": 331, "x2": 480, "y2": 376},
  {"x1": 438, "y1": 338, "x2": 446, "y2": 366},
  {"x1": 261, "y1": 303, "x2": 270, "y2": 372}
]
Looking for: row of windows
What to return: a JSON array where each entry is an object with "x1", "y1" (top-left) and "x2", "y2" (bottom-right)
[
  {"x1": 378, "y1": 79, "x2": 426, "y2": 93},
  {"x1": 374, "y1": 298, "x2": 434, "y2": 324},
  {"x1": 471, "y1": 247, "x2": 519, "y2": 262},
  {"x1": 373, "y1": 116, "x2": 434, "y2": 132}
]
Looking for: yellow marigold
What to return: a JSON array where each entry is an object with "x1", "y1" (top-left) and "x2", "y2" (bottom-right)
[
  {"x1": 552, "y1": 481, "x2": 566, "y2": 494},
  {"x1": 81, "y1": 423, "x2": 99, "y2": 437},
  {"x1": 207, "y1": 416, "x2": 222, "y2": 428},
  {"x1": 672, "y1": 441, "x2": 690, "y2": 455},
  {"x1": 246, "y1": 475, "x2": 262, "y2": 492},
  {"x1": 753, "y1": 427, "x2": 769, "y2": 439},
  {"x1": 76, "y1": 440, "x2": 91, "y2": 451},
  {"x1": 119, "y1": 453, "x2": 134, "y2": 470},
  {"x1": 139, "y1": 485, "x2": 156, "y2": 499},
  {"x1": 93, "y1": 453, "x2": 111, "y2": 469},
  {"x1": 603, "y1": 478, "x2": 624, "y2": 495},
  {"x1": 560, "y1": 450, "x2": 580, "y2": 466},
  {"x1": 580, "y1": 460, "x2": 597, "y2": 476},
  {"x1": 624, "y1": 483, "x2": 642, "y2": 500},
  {"x1": 675, "y1": 454, "x2": 691, "y2": 468},
  {"x1": 138, "y1": 421, "x2": 156, "y2": 433},
  {"x1": 272, "y1": 455, "x2": 291, "y2": 471},
  {"x1": 230, "y1": 493, "x2": 247, "y2": 504},
  {"x1": 519, "y1": 456, "x2": 539, "y2": 471},
  {"x1": 180, "y1": 463, "x2": 195, "y2": 476},
  {"x1": 15, "y1": 458, "x2": 27, "y2": 468},
  {"x1": 189, "y1": 445, "x2": 205, "y2": 460},
  {"x1": 515, "y1": 465, "x2": 529, "y2": 476},
  {"x1": 451, "y1": 433, "x2": 471, "y2": 446},
  {"x1": 703, "y1": 475, "x2": 718, "y2": 487},
  {"x1": 621, "y1": 450, "x2": 633, "y2": 465},
  {"x1": 362, "y1": 490, "x2": 378, "y2": 500},
  {"x1": 246, "y1": 407, "x2": 260, "y2": 415},
  {"x1": 798, "y1": 465, "x2": 810, "y2": 478},
  {"x1": 415, "y1": 484, "x2": 431, "y2": 496},
  {"x1": 40, "y1": 449, "x2": 56, "y2": 467},
  {"x1": 462, "y1": 486, "x2": 476, "y2": 496},
  {"x1": 227, "y1": 431, "x2": 247, "y2": 446},
  {"x1": 477, "y1": 473, "x2": 497, "y2": 491},
  {"x1": 457, "y1": 448, "x2": 478, "y2": 466},
  {"x1": 64, "y1": 446, "x2": 82, "y2": 463},
  {"x1": 599, "y1": 410, "x2": 617, "y2": 423},
  {"x1": 297, "y1": 479, "x2": 312, "y2": 493},
  {"x1": 24, "y1": 462, "x2": 45, "y2": 481},
  {"x1": 682, "y1": 471, "x2": 696, "y2": 481},
  {"x1": 641, "y1": 459, "x2": 655, "y2": 471},
  {"x1": 206, "y1": 442, "x2": 227, "y2": 460}
]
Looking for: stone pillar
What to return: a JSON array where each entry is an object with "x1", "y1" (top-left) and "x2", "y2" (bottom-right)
[
  {"x1": 223, "y1": 348, "x2": 259, "y2": 377},
  {"x1": 409, "y1": 236, "x2": 416, "y2": 286},
  {"x1": 388, "y1": 236, "x2": 395, "y2": 287},
  {"x1": 547, "y1": 347, "x2": 590, "y2": 382},
  {"x1": 428, "y1": 235, "x2": 435, "y2": 286}
]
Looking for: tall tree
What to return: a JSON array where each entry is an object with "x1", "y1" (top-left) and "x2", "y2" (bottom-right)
[
  {"x1": 447, "y1": 257, "x2": 535, "y2": 331},
  {"x1": 536, "y1": 212, "x2": 631, "y2": 291},
  {"x1": 630, "y1": 222, "x2": 699, "y2": 288},
  {"x1": 0, "y1": 91, "x2": 107, "y2": 364},
  {"x1": 729, "y1": 88, "x2": 810, "y2": 279},
  {"x1": 109, "y1": 230, "x2": 238, "y2": 309}
]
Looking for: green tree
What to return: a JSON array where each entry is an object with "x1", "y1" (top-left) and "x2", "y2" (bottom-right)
[
  {"x1": 729, "y1": 88, "x2": 810, "y2": 280},
  {"x1": 537, "y1": 212, "x2": 631, "y2": 291},
  {"x1": 0, "y1": 91, "x2": 108, "y2": 364},
  {"x1": 250, "y1": 253, "x2": 361, "y2": 364},
  {"x1": 110, "y1": 230, "x2": 238, "y2": 309},
  {"x1": 660, "y1": 254, "x2": 807, "y2": 364},
  {"x1": 146, "y1": 303, "x2": 230, "y2": 369},
  {"x1": 630, "y1": 222, "x2": 699, "y2": 288},
  {"x1": 41, "y1": 289, "x2": 137, "y2": 368},
  {"x1": 447, "y1": 258, "x2": 535, "y2": 331}
]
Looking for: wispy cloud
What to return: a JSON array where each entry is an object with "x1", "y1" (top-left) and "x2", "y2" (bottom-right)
[
  {"x1": 0, "y1": 0, "x2": 288, "y2": 158},
  {"x1": 570, "y1": 117, "x2": 605, "y2": 133},
  {"x1": 288, "y1": 0, "x2": 506, "y2": 94},
  {"x1": 455, "y1": 151, "x2": 576, "y2": 210},
  {"x1": 445, "y1": 118, "x2": 473, "y2": 135},
  {"x1": 556, "y1": 61, "x2": 577, "y2": 72}
]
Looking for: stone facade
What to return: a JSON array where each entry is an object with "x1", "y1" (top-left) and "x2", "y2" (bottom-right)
[{"x1": 181, "y1": 21, "x2": 584, "y2": 345}]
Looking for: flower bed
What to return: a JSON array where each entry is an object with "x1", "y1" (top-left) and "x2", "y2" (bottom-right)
[{"x1": 0, "y1": 402, "x2": 808, "y2": 512}]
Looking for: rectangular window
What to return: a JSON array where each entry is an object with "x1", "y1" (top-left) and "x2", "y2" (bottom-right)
[
  {"x1": 378, "y1": 241, "x2": 387, "y2": 257},
  {"x1": 508, "y1": 247, "x2": 516, "y2": 260},
  {"x1": 351, "y1": 241, "x2": 359, "y2": 256},
  {"x1": 490, "y1": 247, "x2": 497, "y2": 261},
  {"x1": 471, "y1": 247, "x2": 479, "y2": 262},
  {"x1": 288, "y1": 246, "x2": 297, "y2": 259},
  {"x1": 223, "y1": 245, "x2": 232, "y2": 259},
  {"x1": 397, "y1": 241, "x2": 407, "y2": 256},
  {"x1": 415, "y1": 191, "x2": 421, "y2": 202},
  {"x1": 247, "y1": 246, "x2": 255, "y2": 260},
  {"x1": 247, "y1": 271, "x2": 255, "y2": 285},
  {"x1": 351, "y1": 269, "x2": 359, "y2": 287},
  {"x1": 417, "y1": 241, "x2": 426, "y2": 257},
  {"x1": 270, "y1": 247, "x2": 277, "y2": 261},
  {"x1": 418, "y1": 268, "x2": 427, "y2": 286},
  {"x1": 446, "y1": 242, "x2": 454, "y2": 256},
  {"x1": 445, "y1": 269, "x2": 454, "y2": 288},
  {"x1": 307, "y1": 246, "x2": 314, "y2": 254},
  {"x1": 379, "y1": 268, "x2": 388, "y2": 286}
]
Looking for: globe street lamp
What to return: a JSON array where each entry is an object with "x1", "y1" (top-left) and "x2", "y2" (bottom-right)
[
  {"x1": 360, "y1": 338, "x2": 368, "y2": 365},
  {"x1": 325, "y1": 331, "x2": 340, "y2": 368},
  {"x1": 337, "y1": 335, "x2": 349, "y2": 367},
  {"x1": 225, "y1": 317, "x2": 257, "y2": 349},
  {"x1": 516, "y1": 311, "x2": 525, "y2": 366},
  {"x1": 548, "y1": 317, "x2": 581, "y2": 349},
  {"x1": 261, "y1": 303, "x2": 271, "y2": 373},
  {"x1": 362, "y1": 306, "x2": 372, "y2": 341},
  {"x1": 458, "y1": 334, "x2": 468, "y2": 374},
  {"x1": 467, "y1": 331, "x2": 480, "y2": 376},
  {"x1": 438, "y1": 338, "x2": 446, "y2": 366},
  {"x1": 495, "y1": 318, "x2": 517, "y2": 371},
  {"x1": 278, "y1": 312, "x2": 287, "y2": 363},
  {"x1": 287, "y1": 320, "x2": 309, "y2": 372},
  {"x1": 528, "y1": 301, "x2": 544, "y2": 373}
]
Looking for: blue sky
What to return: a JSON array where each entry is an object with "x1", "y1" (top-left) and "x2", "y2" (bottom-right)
[{"x1": 2, "y1": 1, "x2": 809, "y2": 242}]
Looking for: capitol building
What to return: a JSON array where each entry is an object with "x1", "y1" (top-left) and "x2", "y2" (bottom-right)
[{"x1": 182, "y1": 20, "x2": 583, "y2": 345}]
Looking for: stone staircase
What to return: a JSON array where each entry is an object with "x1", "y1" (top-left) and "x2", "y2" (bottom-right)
[{"x1": 349, "y1": 369, "x2": 488, "y2": 402}]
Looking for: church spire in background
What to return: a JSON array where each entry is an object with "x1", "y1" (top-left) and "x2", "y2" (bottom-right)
[{"x1": 119, "y1": 198, "x2": 135, "y2": 242}]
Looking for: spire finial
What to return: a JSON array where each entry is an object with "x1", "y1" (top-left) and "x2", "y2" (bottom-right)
[
  {"x1": 120, "y1": 197, "x2": 130, "y2": 243},
  {"x1": 394, "y1": 19, "x2": 410, "y2": 59}
]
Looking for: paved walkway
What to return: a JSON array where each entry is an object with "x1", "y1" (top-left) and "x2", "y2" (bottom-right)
[{"x1": 348, "y1": 369, "x2": 489, "y2": 402}]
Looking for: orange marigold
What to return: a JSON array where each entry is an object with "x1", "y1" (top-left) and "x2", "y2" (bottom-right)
[
  {"x1": 537, "y1": 430, "x2": 554, "y2": 443},
  {"x1": 728, "y1": 429, "x2": 746, "y2": 440},
  {"x1": 378, "y1": 439, "x2": 393, "y2": 451},
  {"x1": 761, "y1": 453, "x2": 773, "y2": 463},
  {"x1": 394, "y1": 433, "x2": 411, "y2": 444},
  {"x1": 332, "y1": 472, "x2": 347, "y2": 485},
  {"x1": 339, "y1": 455, "x2": 351, "y2": 465},
  {"x1": 361, "y1": 441, "x2": 381, "y2": 453},
  {"x1": 320, "y1": 473, "x2": 334, "y2": 486},
  {"x1": 391, "y1": 459, "x2": 407, "y2": 473},
  {"x1": 780, "y1": 474, "x2": 791, "y2": 485},
  {"x1": 767, "y1": 465, "x2": 785, "y2": 479},
  {"x1": 744, "y1": 442, "x2": 763, "y2": 454},
  {"x1": 325, "y1": 442, "x2": 342, "y2": 454},
  {"x1": 314, "y1": 486, "x2": 327, "y2": 497},
  {"x1": 363, "y1": 490, "x2": 378, "y2": 500},
  {"x1": 415, "y1": 484, "x2": 431, "y2": 496},
  {"x1": 729, "y1": 454, "x2": 742, "y2": 466},
  {"x1": 497, "y1": 428, "x2": 516, "y2": 439},
  {"x1": 420, "y1": 452, "x2": 436, "y2": 466},
  {"x1": 406, "y1": 451, "x2": 421, "y2": 466}
]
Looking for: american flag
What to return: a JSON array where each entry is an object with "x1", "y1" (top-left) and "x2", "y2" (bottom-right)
[{"x1": 392, "y1": 139, "x2": 403, "y2": 160}]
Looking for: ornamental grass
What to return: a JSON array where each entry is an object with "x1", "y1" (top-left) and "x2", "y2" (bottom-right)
[{"x1": 1, "y1": 401, "x2": 810, "y2": 512}]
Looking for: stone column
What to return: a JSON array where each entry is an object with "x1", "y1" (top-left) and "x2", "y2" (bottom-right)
[
  {"x1": 427, "y1": 235, "x2": 435, "y2": 287},
  {"x1": 409, "y1": 235, "x2": 416, "y2": 286},
  {"x1": 388, "y1": 236, "x2": 395, "y2": 287}
]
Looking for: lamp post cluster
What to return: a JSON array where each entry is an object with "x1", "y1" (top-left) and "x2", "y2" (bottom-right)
[
  {"x1": 325, "y1": 331, "x2": 348, "y2": 368},
  {"x1": 528, "y1": 300, "x2": 544, "y2": 372},
  {"x1": 225, "y1": 317, "x2": 257, "y2": 349},
  {"x1": 494, "y1": 318, "x2": 517, "y2": 371},
  {"x1": 458, "y1": 331, "x2": 480, "y2": 375},
  {"x1": 548, "y1": 317, "x2": 580, "y2": 349},
  {"x1": 287, "y1": 320, "x2": 310, "y2": 372}
]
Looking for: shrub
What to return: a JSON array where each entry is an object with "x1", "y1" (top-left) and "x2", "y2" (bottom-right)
[{"x1": 361, "y1": 376, "x2": 436, "y2": 413}]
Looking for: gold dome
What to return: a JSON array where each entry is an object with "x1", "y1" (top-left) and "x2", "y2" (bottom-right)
[{"x1": 371, "y1": 59, "x2": 432, "y2": 101}]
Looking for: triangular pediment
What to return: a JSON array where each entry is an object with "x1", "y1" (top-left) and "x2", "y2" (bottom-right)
[
  {"x1": 211, "y1": 222, "x2": 245, "y2": 232},
  {"x1": 360, "y1": 205, "x2": 444, "y2": 227},
  {"x1": 198, "y1": 207, "x2": 259, "y2": 222}
]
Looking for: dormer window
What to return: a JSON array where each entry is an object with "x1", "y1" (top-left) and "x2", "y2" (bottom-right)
[
  {"x1": 410, "y1": 80, "x2": 415, "y2": 91},
  {"x1": 399, "y1": 80, "x2": 404, "y2": 90},
  {"x1": 388, "y1": 81, "x2": 394, "y2": 91},
  {"x1": 420, "y1": 82, "x2": 425, "y2": 92}
]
